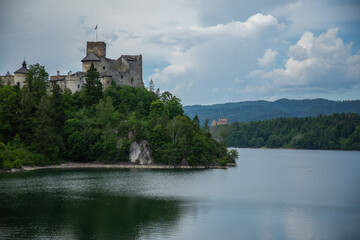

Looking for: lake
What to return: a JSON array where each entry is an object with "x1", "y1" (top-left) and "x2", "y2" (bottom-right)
[{"x1": 1, "y1": 148, "x2": 360, "y2": 239}]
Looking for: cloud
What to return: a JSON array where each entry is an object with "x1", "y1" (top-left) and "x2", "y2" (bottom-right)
[
  {"x1": 1, "y1": 0, "x2": 359, "y2": 104},
  {"x1": 149, "y1": 64, "x2": 187, "y2": 84},
  {"x1": 249, "y1": 28, "x2": 360, "y2": 92},
  {"x1": 270, "y1": 0, "x2": 360, "y2": 37},
  {"x1": 147, "y1": 13, "x2": 284, "y2": 51},
  {"x1": 147, "y1": 13, "x2": 285, "y2": 95},
  {"x1": 258, "y1": 49, "x2": 278, "y2": 68}
]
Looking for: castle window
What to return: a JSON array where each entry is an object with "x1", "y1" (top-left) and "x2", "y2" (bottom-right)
[
  {"x1": 107, "y1": 81, "x2": 109, "y2": 84},
  {"x1": 103, "y1": 66, "x2": 105, "y2": 70},
  {"x1": 121, "y1": 75, "x2": 123, "y2": 79},
  {"x1": 17, "y1": 82, "x2": 20, "y2": 87},
  {"x1": 78, "y1": 84, "x2": 80, "y2": 88}
]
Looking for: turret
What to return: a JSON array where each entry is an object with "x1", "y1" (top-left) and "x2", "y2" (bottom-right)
[{"x1": 14, "y1": 59, "x2": 29, "y2": 87}]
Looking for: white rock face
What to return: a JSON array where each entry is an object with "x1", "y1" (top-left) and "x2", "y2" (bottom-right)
[{"x1": 129, "y1": 140, "x2": 153, "y2": 165}]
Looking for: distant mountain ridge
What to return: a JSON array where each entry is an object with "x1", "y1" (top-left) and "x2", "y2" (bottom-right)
[{"x1": 183, "y1": 99, "x2": 360, "y2": 124}]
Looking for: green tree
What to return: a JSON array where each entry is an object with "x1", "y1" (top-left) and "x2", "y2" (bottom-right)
[
  {"x1": 84, "y1": 63, "x2": 102, "y2": 106},
  {"x1": 25, "y1": 63, "x2": 49, "y2": 104},
  {"x1": 193, "y1": 115, "x2": 200, "y2": 129},
  {"x1": 149, "y1": 79, "x2": 155, "y2": 92},
  {"x1": 34, "y1": 97, "x2": 64, "y2": 160},
  {"x1": 0, "y1": 85, "x2": 19, "y2": 142},
  {"x1": 50, "y1": 81, "x2": 65, "y2": 135},
  {"x1": 203, "y1": 118, "x2": 210, "y2": 131},
  {"x1": 96, "y1": 97, "x2": 117, "y2": 128},
  {"x1": 150, "y1": 99, "x2": 168, "y2": 123}
]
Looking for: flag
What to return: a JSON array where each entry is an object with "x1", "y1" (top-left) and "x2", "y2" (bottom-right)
[{"x1": 95, "y1": 25, "x2": 97, "y2": 30}]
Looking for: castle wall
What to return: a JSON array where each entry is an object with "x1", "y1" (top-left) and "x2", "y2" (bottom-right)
[
  {"x1": 82, "y1": 58, "x2": 111, "y2": 74},
  {"x1": 128, "y1": 55, "x2": 143, "y2": 88},
  {"x1": 102, "y1": 76, "x2": 112, "y2": 90},
  {"x1": 1, "y1": 75, "x2": 14, "y2": 85},
  {"x1": 66, "y1": 74, "x2": 85, "y2": 93}
]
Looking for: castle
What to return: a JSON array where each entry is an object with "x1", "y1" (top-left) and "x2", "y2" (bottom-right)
[
  {"x1": 1, "y1": 41, "x2": 143, "y2": 92},
  {"x1": 211, "y1": 118, "x2": 228, "y2": 127},
  {"x1": 0, "y1": 60, "x2": 29, "y2": 88}
]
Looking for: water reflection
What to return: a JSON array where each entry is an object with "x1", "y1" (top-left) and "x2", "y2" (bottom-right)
[
  {"x1": 1, "y1": 149, "x2": 360, "y2": 239},
  {"x1": 0, "y1": 190, "x2": 183, "y2": 239}
]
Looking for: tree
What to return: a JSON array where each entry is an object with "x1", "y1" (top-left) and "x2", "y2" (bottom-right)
[
  {"x1": 0, "y1": 85, "x2": 19, "y2": 142},
  {"x1": 203, "y1": 118, "x2": 210, "y2": 131},
  {"x1": 34, "y1": 97, "x2": 64, "y2": 160},
  {"x1": 95, "y1": 97, "x2": 116, "y2": 128},
  {"x1": 160, "y1": 91, "x2": 184, "y2": 119},
  {"x1": 83, "y1": 63, "x2": 102, "y2": 106},
  {"x1": 50, "y1": 81, "x2": 65, "y2": 135},
  {"x1": 149, "y1": 79, "x2": 155, "y2": 92},
  {"x1": 25, "y1": 63, "x2": 49, "y2": 104},
  {"x1": 166, "y1": 116, "x2": 185, "y2": 145},
  {"x1": 193, "y1": 115, "x2": 200, "y2": 129},
  {"x1": 150, "y1": 99, "x2": 168, "y2": 122}
]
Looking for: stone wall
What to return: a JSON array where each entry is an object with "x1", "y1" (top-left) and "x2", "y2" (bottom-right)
[
  {"x1": 86, "y1": 41, "x2": 106, "y2": 58},
  {"x1": 1, "y1": 75, "x2": 14, "y2": 85}
]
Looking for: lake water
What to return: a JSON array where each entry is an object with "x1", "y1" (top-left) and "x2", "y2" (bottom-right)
[{"x1": 1, "y1": 148, "x2": 360, "y2": 239}]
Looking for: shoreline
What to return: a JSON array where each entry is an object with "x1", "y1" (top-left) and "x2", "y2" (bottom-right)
[
  {"x1": 230, "y1": 147, "x2": 360, "y2": 152},
  {"x1": 1, "y1": 162, "x2": 232, "y2": 174}
]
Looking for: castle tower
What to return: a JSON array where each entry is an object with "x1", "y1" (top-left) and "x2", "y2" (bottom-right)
[
  {"x1": 86, "y1": 41, "x2": 106, "y2": 58},
  {"x1": 14, "y1": 60, "x2": 29, "y2": 88},
  {"x1": 81, "y1": 41, "x2": 106, "y2": 72}
]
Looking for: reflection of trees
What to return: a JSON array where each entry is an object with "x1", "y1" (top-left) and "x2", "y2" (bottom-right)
[{"x1": 0, "y1": 191, "x2": 183, "y2": 239}]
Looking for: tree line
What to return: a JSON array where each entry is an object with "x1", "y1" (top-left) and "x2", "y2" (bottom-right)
[
  {"x1": 0, "y1": 63, "x2": 237, "y2": 169},
  {"x1": 219, "y1": 113, "x2": 360, "y2": 150}
]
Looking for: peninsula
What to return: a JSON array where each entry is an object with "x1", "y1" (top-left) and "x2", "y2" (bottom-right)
[{"x1": 0, "y1": 41, "x2": 237, "y2": 171}]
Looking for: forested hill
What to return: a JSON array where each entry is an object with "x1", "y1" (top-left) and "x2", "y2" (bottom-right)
[
  {"x1": 0, "y1": 63, "x2": 237, "y2": 170},
  {"x1": 217, "y1": 113, "x2": 360, "y2": 150},
  {"x1": 184, "y1": 99, "x2": 360, "y2": 123}
]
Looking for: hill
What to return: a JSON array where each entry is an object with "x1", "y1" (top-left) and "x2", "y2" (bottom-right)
[
  {"x1": 184, "y1": 99, "x2": 360, "y2": 124},
  {"x1": 216, "y1": 113, "x2": 360, "y2": 150}
]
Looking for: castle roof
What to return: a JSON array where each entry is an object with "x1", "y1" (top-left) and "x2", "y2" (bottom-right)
[
  {"x1": 81, "y1": 52, "x2": 101, "y2": 62},
  {"x1": 14, "y1": 60, "x2": 29, "y2": 74}
]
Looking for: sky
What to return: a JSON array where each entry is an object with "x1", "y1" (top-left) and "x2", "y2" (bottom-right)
[{"x1": 0, "y1": 0, "x2": 360, "y2": 105}]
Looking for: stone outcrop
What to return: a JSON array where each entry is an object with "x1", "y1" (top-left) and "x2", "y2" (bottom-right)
[{"x1": 129, "y1": 140, "x2": 153, "y2": 165}]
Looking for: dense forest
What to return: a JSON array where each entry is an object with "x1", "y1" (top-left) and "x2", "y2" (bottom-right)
[
  {"x1": 216, "y1": 113, "x2": 360, "y2": 150},
  {"x1": 0, "y1": 63, "x2": 237, "y2": 169},
  {"x1": 184, "y1": 98, "x2": 360, "y2": 124}
]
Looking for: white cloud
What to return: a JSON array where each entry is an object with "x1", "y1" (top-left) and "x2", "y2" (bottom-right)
[
  {"x1": 257, "y1": 49, "x2": 278, "y2": 67},
  {"x1": 211, "y1": 87, "x2": 219, "y2": 92},
  {"x1": 148, "y1": 64, "x2": 187, "y2": 84},
  {"x1": 147, "y1": 13, "x2": 284, "y2": 51},
  {"x1": 249, "y1": 28, "x2": 360, "y2": 92}
]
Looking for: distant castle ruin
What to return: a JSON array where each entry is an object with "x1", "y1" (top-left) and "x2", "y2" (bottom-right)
[
  {"x1": 1, "y1": 41, "x2": 143, "y2": 92},
  {"x1": 211, "y1": 118, "x2": 228, "y2": 127}
]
